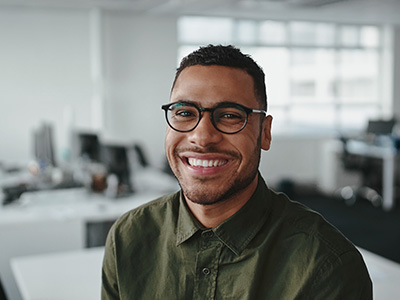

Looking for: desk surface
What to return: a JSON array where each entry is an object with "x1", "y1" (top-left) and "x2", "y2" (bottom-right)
[
  {"x1": 358, "y1": 248, "x2": 400, "y2": 299},
  {"x1": 0, "y1": 186, "x2": 177, "y2": 300},
  {"x1": 0, "y1": 187, "x2": 170, "y2": 225},
  {"x1": 0, "y1": 167, "x2": 179, "y2": 225},
  {"x1": 11, "y1": 247, "x2": 104, "y2": 300},
  {"x1": 11, "y1": 247, "x2": 400, "y2": 300},
  {"x1": 346, "y1": 139, "x2": 397, "y2": 159}
]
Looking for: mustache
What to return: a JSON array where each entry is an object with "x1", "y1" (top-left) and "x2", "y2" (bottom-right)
[{"x1": 174, "y1": 146, "x2": 240, "y2": 159}]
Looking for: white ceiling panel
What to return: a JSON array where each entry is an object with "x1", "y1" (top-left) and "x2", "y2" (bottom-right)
[{"x1": 0, "y1": 0, "x2": 399, "y2": 24}]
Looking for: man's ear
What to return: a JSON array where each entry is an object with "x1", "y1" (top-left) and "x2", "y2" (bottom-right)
[{"x1": 261, "y1": 115, "x2": 273, "y2": 151}]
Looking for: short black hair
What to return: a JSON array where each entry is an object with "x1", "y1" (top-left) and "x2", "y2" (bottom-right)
[{"x1": 172, "y1": 44, "x2": 267, "y2": 110}]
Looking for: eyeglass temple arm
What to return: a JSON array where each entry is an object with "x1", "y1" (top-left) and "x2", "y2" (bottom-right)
[{"x1": 251, "y1": 109, "x2": 267, "y2": 115}]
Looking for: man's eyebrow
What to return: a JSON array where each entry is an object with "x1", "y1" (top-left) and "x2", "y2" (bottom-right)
[
  {"x1": 169, "y1": 100, "x2": 199, "y2": 108},
  {"x1": 173, "y1": 100, "x2": 243, "y2": 107},
  {"x1": 178, "y1": 99, "x2": 197, "y2": 105}
]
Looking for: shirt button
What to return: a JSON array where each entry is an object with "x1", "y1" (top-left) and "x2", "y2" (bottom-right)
[
  {"x1": 202, "y1": 230, "x2": 214, "y2": 238},
  {"x1": 202, "y1": 268, "x2": 211, "y2": 276}
]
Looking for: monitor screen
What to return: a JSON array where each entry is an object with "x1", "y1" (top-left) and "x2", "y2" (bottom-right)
[
  {"x1": 100, "y1": 144, "x2": 132, "y2": 190},
  {"x1": 366, "y1": 119, "x2": 396, "y2": 136},
  {"x1": 33, "y1": 123, "x2": 56, "y2": 167},
  {"x1": 74, "y1": 132, "x2": 101, "y2": 162}
]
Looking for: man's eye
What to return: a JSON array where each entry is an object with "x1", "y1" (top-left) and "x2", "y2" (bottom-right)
[
  {"x1": 175, "y1": 110, "x2": 195, "y2": 117},
  {"x1": 217, "y1": 109, "x2": 244, "y2": 120},
  {"x1": 220, "y1": 113, "x2": 242, "y2": 119}
]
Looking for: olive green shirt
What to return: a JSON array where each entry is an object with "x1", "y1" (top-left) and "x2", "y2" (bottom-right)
[{"x1": 102, "y1": 175, "x2": 372, "y2": 299}]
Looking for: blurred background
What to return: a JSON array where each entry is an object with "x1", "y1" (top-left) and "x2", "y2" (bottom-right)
[{"x1": 1, "y1": 0, "x2": 400, "y2": 299}]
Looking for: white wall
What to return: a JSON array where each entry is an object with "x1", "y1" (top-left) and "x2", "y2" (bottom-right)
[
  {"x1": 0, "y1": 7, "x2": 177, "y2": 168},
  {"x1": 259, "y1": 134, "x2": 338, "y2": 190},
  {"x1": 392, "y1": 26, "x2": 400, "y2": 119},
  {"x1": 0, "y1": 7, "x2": 93, "y2": 164},
  {"x1": 102, "y1": 11, "x2": 177, "y2": 167}
]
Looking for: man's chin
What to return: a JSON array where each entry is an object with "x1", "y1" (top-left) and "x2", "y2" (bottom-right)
[
  {"x1": 184, "y1": 192, "x2": 228, "y2": 206},
  {"x1": 181, "y1": 182, "x2": 229, "y2": 206},
  {"x1": 179, "y1": 168, "x2": 259, "y2": 207}
]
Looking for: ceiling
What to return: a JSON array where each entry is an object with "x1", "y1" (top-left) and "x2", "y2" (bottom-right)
[{"x1": 0, "y1": 0, "x2": 400, "y2": 25}]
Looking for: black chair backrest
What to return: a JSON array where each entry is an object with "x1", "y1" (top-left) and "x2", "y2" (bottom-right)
[
  {"x1": 366, "y1": 119, "x2": 396, "y2": 136},
  {"x1": 0, "y1": 276, "x2": 8, "y2": 300}
]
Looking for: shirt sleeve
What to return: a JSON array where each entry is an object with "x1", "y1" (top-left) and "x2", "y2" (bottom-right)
[
  {"x1": 310, "y1": 249, "x2": 373, "y2": 300},
  {"x1": 101, "y1": 226, "x2": 120, "y2": 300}
]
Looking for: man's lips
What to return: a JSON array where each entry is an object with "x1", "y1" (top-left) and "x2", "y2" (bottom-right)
[
  {"x1": 181, "y1": 155, "x2": 230, "y2": 176},
  {"x1": 178, "y1": 150, "x2": 235, "y2": 170},
  {"x1": 175, "y1": 147, "x2": 239, "y2": 174},
  {"x1": 186, "y1": 157, "x2": 228, "y2": 168}
]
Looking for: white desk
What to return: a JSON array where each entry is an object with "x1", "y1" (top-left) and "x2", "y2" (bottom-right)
[
  {"x1": 358, "y1": 248, "x2": 400, "y2": 299},
  {"x1": 0, "y1": 187, "x2": 176, "y2": 300},
  {"x1": 10, "y1": 247, "x2": 400, "y2": 300},
  {"x1": 345, "y1": 139, "x2": 397, "y2": 211},
  {"x1": 11, "y1": 247, "x2": 104, "y2": 300}
]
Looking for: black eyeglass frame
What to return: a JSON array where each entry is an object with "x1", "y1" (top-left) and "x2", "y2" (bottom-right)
[{"x1": 161, "y1": 101, "x2": 267, "y2": 134}]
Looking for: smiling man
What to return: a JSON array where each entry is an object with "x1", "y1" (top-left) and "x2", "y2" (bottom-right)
[
  {"x1": 102, "y1": 45, "x2": 372, "y2": 299},
  {"x1": 164, "y1": 63, "x2": 272, "y2": 228}
]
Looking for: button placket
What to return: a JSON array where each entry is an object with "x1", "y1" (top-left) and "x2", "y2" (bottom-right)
[
  {"x1": 202, "y1": 267, "x2": 211, "y2": 276},
  {"x1": 200, "y1": 230, "x2": 216, "y2": 250},
  {"x1": 193, "y1": 233, "x2": 223, "y2": 300},
  {"x1": 202, "y1": 230, "x2": 214, "y2": 239}
]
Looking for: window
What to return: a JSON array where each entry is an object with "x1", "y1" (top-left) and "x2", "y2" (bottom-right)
[{"x1": 178, "y1": 17, "x2": 386, "y2": 134}]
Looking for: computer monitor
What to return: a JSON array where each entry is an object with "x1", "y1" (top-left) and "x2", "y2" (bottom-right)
[
  {"x1": 366, "y1": 119, "x2": 396, "y2": 136},
  {"x1": 33, "y1": 123, "x2": 56, "y2": 167},
  {"x1": 100, "y1": 144, "x2": 133, "y2": 194},
  {"x1": 73, "y1": 132, "x2": 101, "y2": 162}
]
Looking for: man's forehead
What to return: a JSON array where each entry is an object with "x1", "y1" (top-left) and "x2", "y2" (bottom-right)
[
  {"x1": 172, "y1": 65, "x2": 253, "y2": 92},
  {"x1": 178, "y1": 64, "x2": 249, "y2": 77},
  {"x1": 170, "y1": 65, "x2": 257, "y2": 107}
]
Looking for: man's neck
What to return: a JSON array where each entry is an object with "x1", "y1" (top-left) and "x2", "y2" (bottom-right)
[{"x1": 185, "y1": 177, "x2": 258, "y2": 228}]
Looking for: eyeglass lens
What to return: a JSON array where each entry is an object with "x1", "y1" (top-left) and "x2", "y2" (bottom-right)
[{"x1": 165, "y1": 102, "x2": 247, "y2": 133}]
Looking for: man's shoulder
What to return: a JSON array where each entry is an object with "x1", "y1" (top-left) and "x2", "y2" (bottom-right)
[
  {"x1": 267, "y1": 191, "x2": 369, "y2": 283},
  {"x1": 112, "y1": 191, "x2": 180, "y2": 234},
  {"x1": 271, "y1": 193, "x2": 371, "y2": 295},
  {"x1": 104, "y1": 191, "x2": 183, "y2": 270},
  {"x1": 269, "y1": 191, "x2": 357, "y2": 255}
]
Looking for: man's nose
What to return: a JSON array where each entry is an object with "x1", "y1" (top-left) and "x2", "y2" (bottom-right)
[{"x1": 188, "y1": 112, "x2": 223, "y2": 147}]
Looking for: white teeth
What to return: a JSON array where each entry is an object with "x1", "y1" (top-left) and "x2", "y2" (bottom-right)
[{"x1": 188, "y1": 158, "x2": 226, "y2": 167}]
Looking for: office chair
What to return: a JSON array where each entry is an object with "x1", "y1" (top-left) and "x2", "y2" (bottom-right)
[
  {"x1": 0, "y1": 276, "x2": 8, "y2": 300},
  {"x1": 337, "y1": 119, "x2": 396, "y2": 207}
]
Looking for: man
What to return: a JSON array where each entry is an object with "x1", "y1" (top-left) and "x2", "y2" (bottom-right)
[{"x1": 102, "y1": 45, "x2": 372, "y2": 299}]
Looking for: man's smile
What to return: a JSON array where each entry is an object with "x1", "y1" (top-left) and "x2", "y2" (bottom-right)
[
  {"x1": 187, "y1": 157, "x2": 228, "y2": 168},
  {"x1": 165, "y1": 63, "x2": 270, "y2": 208},
  {"x1": 177, "y1": 151, "x2": 236, "y2": 177}
]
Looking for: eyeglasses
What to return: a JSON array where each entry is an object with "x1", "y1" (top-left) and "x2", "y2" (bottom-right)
[{"x1": 161, "y1": 101, "x2": 267, "y2": 134}]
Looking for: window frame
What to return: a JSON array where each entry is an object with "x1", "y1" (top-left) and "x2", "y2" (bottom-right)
[{"x1": 177, "y1": 16, "x2": 387, "y2": 135}]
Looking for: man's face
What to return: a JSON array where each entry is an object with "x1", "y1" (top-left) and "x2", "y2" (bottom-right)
[{"x1": 165, "y1": 65, "x2": 272, "y2": 205}]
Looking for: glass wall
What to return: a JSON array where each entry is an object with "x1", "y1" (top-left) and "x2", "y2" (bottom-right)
[{"x1": 177, "y1": 17, "x2": 384, "y2": 135}]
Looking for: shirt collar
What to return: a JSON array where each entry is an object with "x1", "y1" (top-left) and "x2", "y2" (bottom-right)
[
  {"x1": 176, "y1": 174, "x2": 272, "y2": 256},
  {"x1": 213, "y1": 175, "x2": 271, "y2": 255},
  {"x1": 176, "y1": 190, "x2": 201, "y2": 246}
]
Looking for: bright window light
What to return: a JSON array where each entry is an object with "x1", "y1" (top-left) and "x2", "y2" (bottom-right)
[{"x1": 177, "y1": 17, "x2": 384, "y2": 134}]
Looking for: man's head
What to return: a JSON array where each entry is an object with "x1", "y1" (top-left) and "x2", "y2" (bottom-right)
[
  {"x1": 164, "y1": 45, "x2": 272, "y2": 207},
  {"x1": 172, "y1": 45, "x2": 267, "y2": 111}
]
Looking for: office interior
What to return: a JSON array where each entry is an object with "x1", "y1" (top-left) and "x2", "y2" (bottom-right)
[{"x1": 1, "y1": 0, "x2": 400, "y2": 299}]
